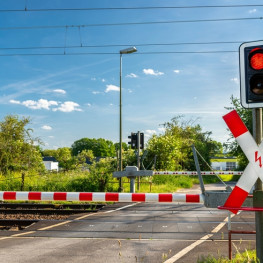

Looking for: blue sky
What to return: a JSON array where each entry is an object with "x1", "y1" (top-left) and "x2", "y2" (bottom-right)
[{"x1": 0, "y1": 0, "x2": 261, "y2": 149}]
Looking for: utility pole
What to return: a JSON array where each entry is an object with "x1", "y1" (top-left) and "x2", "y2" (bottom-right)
[{"x1": 253, "y1": 108, "x2": 263, "y2": 262}]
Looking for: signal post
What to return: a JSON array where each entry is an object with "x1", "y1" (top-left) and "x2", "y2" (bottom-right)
[
  {"x1": 239, "y1": 41, "x2": 263, "y2": 261},
  {"x1": 128, "y1": 131, "x2": 144, "y2": 190}
]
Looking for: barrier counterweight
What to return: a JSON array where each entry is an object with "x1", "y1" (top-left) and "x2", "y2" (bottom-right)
[{"x1": 0, "y1": 191, "x2": 204, "y2": 203}]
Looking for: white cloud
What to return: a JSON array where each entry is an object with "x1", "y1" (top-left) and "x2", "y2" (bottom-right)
[
  {"x1": 53, "y1": 89, "x2": 66, "y2": 94},
  {"x1": 87, "y1": 103, "x2": 91, "y2": 107},
  {"x1": 126, "y1": 73, "x2": 138, "y2": 78},
  {"x1": 231, "y1": 78, "x2": 239, "y2": 84},
  {"x1": 53, "y1": 101, "x2": 82, "y2": 112},
  {"x1": 102, "y1": 78, "x2": 106, "y2": 82},
  {"x1": 10, "y1": 98, "x2": 81, "y2": 112},
  {"x1": 9, "y1": 99, "x2": 20, "y2": 104},
  {"x1": 22, "y1": 99, "x2": 58, "y2": 110},
  {"x1": 158, "y1": 127, "x2": 166, "y2": 133},
  {"x1": 145, "y1": 129, "x2": 156, "y2": 135},
  {"x1": 143, "y1": 69, "x2": 164, "y2": 76},
  {"x1": 144, "y1": 129, "x2": 156, "y2": 138},
  {"x1": 42, "y1": 125, "x2": 52, "y2": 130},
  {"x1": 92, "y1": 91, "x2": 101, "y2": 95},
  {"x1": 173, "y1": 70, "x2": 180, "y2": 74},
  {"x1": 105, "y1": 84, "x2": 120, "y2": 93},
  {"x1": 249, "y1": 9, "x2": 257, "y2": 14}
]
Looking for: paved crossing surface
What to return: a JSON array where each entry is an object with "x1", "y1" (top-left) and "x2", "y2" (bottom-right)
[{"x1": 0, "y1": 200, "x2": 255, "y2": 263}]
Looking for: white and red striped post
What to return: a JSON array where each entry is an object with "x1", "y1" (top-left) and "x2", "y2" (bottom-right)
[{"x1": 223, "y1": 110, "x2": 263, "y2": 213}]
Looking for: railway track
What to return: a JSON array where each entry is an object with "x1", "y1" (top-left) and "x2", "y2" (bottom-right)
[
  {"x1": 0, "y1": 202, "x2": 106, "y2": 230},
  {"x1": 0, "y1": 203, "x2": 105, "y2": 215}
]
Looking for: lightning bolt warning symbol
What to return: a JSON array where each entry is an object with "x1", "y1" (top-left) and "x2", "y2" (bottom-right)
[{"x1": 255, "y1": 151, "x2": 263, "y2": 168}]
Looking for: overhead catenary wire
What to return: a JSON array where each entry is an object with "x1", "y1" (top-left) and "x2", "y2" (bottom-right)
[
  {"x1": 0, "y1": 41, "x2": 245, "y2": 51},
  {"x1": 0, "y1": 17, "x2": 262, "y2": 31},
  {"x1": 0, "y1": 40, "x2": 245, "y2": 56},
  {"x1": 0, "y1": 51, "x2": 238, "y2": 57},
  {"x1": 1, "y1": 4, "x2": 263, "y2": 12}
]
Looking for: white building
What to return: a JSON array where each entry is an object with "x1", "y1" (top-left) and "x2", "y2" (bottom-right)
[
  {"x1": 210, "y1": 156, "x2": 238, "y2": 171},
  {"x1": 43, "y1": 157, "x2": 59, "y2": 171}
]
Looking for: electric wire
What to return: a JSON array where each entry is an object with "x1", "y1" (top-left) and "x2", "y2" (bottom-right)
[
  {"x1": 0, "y1": 51, "x2": 238, "y2": 57},
  {"x1": 0, "y1": 17, "x2": 262, "y2": 31},
  {"x1": 0, "y1": 40, "x2": 244, "y2": 56},
  {"x1": 0, "y1": 41, "x2": 244, "y2": 51},
  {"x1": 1, "y1": 4, "x2": 263, "y2": 12}
]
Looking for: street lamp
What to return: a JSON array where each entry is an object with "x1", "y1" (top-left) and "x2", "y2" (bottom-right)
[{"x1": 119, "y1": 46, "x2": 137, "y2": 191}]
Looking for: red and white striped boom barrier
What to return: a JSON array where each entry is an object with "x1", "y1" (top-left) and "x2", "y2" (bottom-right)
[
  {"x1": 0, "y1": 191, "x2": 204, "y2": 203},
  {"x1": 153, "y1": 171, "x2": 243, "y2": 175}
]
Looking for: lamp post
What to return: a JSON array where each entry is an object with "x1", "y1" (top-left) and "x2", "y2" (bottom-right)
[{"x1": 119, "y1": 47, "x2": 137, "y2": 192}]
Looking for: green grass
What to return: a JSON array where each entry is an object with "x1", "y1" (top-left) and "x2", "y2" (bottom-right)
[
  {"x1": 0, "y1": 171, "x2": 240, "y2": 193},
  {"x1": 202, "y1": 174, "x2": 240, "y2": 184},
  {"x1": 197, "y1": 250, "x2": 257, "y2": 262},
  {"x1": 115, "y1": 173, "x2": 240, "y2": 193}
]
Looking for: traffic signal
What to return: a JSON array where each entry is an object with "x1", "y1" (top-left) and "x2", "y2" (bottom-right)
[
  {"x1": 240, "y1": 41, "x2": 263, "y2": 108},
  {"x1": 128, "y1": 132, "x2": 144, "y2": 149},
  {"x1": 139, "y1": 133, "x2": 144, "y2": 149},
  {"x1": 128, "y1": 132, "x2": 137, "y2": 149}
]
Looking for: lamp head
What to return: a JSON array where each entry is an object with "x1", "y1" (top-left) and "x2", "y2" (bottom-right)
[{"x1": 120, "y1": 47, "x2": 137, "y2": 54}]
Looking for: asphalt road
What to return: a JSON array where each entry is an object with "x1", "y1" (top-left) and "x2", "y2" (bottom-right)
[{"x1": 0, "y1": 200, "x2": 256, "y2": 263}]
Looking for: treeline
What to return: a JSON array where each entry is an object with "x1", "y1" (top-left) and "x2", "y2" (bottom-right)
[
  {"x1": 0, "y1": 114, "x2": 223, "y2": 176},
  {"x1": 0, "y1": 114, "x2": 226, "y2": 192},
  {"x1": 0, "y1": 96, "x2": 251, "y2": 192}
]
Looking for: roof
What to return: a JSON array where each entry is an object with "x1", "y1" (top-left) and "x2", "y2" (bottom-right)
[
  {"x1": 210, "y1": 156, "x2": 237, "y2": 160},
  {"x1": 43, "y1": 156, "x2": 57, "y2": 162}
]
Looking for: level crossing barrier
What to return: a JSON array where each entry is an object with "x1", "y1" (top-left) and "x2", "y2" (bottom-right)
[
  {"x1": 0, "y1": 191, "x2": 204, "y2": 203},
  {"x1": 153, "y1": 171, "x2": 243, "y2": 175},
  {"x1": 113, "y1": 166, "x2": 243, "y2": 194}
]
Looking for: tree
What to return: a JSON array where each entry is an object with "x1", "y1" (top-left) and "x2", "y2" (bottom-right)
[
  {"x1": 76, "y1": 149, "x2": 94, "y2": 167},
  {"x1": 0, "y1": 115, "x2": 44, "y2": 175},
  {"x1": 114, "y1": 142, "x2": 128, "y2": 152},
  {"x1": 54, "y1": 147, "x2": 77, "y2": 171},
  {"x1": 87, "y1": 158, "x2": 116, "y2": 192},
  {"x1": 71, "y1": 138, "x2": 115, "y2": 157},
  {"x1": 145, "y1": 116, "x2": 222, "y2": 171},
  {"x1": 41, "y1": 149, "x2": 57, "y2": 158},
  {"x1": 224, "y1": 96, "x2": 253, "y2": 170},
  {"x1": 42, "y1": 147, "x2": 94, "y2": 171}
]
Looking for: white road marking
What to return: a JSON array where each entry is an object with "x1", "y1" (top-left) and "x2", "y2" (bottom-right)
[
  {"x1": 104, "y1": 203, "x2": 139, "y2": 213},
  {"x1": 0, "y1": 202, "x2": 140, "y2": 240},
  {"x1": 163, "y1": 213, "x2": 235, "y2": 263}
]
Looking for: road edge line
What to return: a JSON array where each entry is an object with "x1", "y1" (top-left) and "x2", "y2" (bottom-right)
[{"x1": 163, "y1": 213, "x2": 235, "y2": 263}]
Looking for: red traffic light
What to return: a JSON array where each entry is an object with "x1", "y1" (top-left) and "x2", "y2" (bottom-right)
[
  {"x1": 239, "y1": 41, "x2": 263, "y2": 108},
  {"x1": 249, "y1": 48, "x2": 263, "y2": 70}
]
